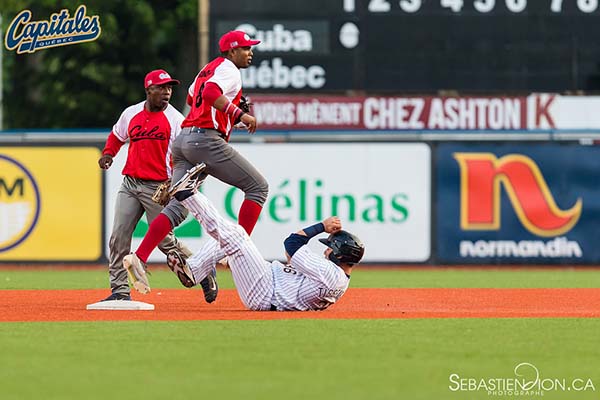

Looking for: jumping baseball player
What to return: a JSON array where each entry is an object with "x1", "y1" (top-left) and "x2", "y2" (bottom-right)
[
  {"x1": 126, "y1": 164, "x2": 365, "y2": 311},
  {"x1": 99, "y1": 69, "x2": 214, "y2": 302},
  {"x1": 124, "y1": 30, "x2": 268, "y2": 300}
]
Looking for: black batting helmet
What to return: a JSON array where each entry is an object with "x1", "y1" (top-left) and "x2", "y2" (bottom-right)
[{"x1": 318, "y1": 230, "x2": 365, "y2": 266}]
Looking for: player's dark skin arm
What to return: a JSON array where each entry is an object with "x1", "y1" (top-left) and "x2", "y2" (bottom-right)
[
  {"x1": 98, "y1": 154, "x2": 113, "y2": 169},
  {"x1": 213, "y1": 96, "x2": 257, "y2": 133},
  {"x1": 217, "y1": 46, "x2": 258, "y2": 133}
]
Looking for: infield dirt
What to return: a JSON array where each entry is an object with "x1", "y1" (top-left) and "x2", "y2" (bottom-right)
[{"x1": 1, "y1": 288, "x2": 600, "y2": 321}]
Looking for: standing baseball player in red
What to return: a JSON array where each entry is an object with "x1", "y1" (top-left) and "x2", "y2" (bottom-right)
[
  {"x1": 98, "y1": 69, "x2": 197, "y2": 301},
  {"x1": 123, "y1": 31, "x2": 268, "y2": 300}
]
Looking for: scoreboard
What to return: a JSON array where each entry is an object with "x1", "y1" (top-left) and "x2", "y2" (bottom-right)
[{"x1": 211, "y1": 0, "x2": 600, "y2": 93}]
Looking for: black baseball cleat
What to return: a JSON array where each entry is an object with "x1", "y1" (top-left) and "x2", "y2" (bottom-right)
[
  {"x1": 101, "y1": 292, "x2": 131, "y2": 301},
  {"x1": 169, "y1": 163, "x2": 206, "y2": 201},
  {"x1": 200, "y1": 268, "x2": 218, "y2": 304},
  {"x1": 166, "y1": 250, "x2": 218, "y2": 303},
  {"x1": 166, "y1": 251, "x2": 196, "y2": 288}
]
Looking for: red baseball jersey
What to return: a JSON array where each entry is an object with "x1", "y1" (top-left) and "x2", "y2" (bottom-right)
[
  {"x1": 111, "y1": 101, "x2": 184, "y2": 181},
  {"x1": 182, "y1": 57, "x2": 242, "y2": 141}
]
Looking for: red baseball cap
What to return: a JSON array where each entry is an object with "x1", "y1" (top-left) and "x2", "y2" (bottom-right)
[
  {"x1": 219, "y1": 30, "x2": 261, "y2": 52},
  {"x1": 144, "y1": 69, "x2": 180, "y2": 88}
]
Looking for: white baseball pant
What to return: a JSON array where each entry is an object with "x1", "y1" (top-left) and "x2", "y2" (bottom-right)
[{"x1": 182, "y1": 192, "x2": 274, "y2": 310}]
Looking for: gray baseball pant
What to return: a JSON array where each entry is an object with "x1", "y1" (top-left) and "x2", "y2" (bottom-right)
[
  {"x1": 108, "y1": 176, "x2": 191, "y2": 296},
  {"x1": 161, "y1": 127, "x2": 269, "y2": 225}
]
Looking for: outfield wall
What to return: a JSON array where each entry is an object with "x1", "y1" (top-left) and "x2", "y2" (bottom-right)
[
  {"x1": 107, "y1": 143, "x2": 432, "y2": 264},
  {"x1": 0, "y1": 147, "x2": 103, "y2": 261},
  {"x1": 2, "y1": 140, "x2": 600, "y2": 264},
  {"x1": 436, "y1": 143, "x2": 598, "y2": 265}
]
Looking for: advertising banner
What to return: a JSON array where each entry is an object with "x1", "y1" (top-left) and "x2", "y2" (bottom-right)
[
  {"x1": 252, "y1": 95, "x2": 527, "y2": 131},
  {"x1": 0, "y1": 147, "x2": 102, "y2": 261},
  {"x1": 252, "y1": 94, "x2": 600, "y2": 133},
  {"x1": 106, "y1": 143, "x2": 431, "y2": 263},
  {"x1": 436, "y1": 143, "x2": 600, "y2": 264},
  {"x1": 526, "y1": 95, "x2": 600, "y2": 131}
]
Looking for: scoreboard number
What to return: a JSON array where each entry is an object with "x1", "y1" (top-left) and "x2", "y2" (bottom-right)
[
  {"x1": 342, "y1": 0, "x2": 599, "y2": 13},
  {"x1": 368, "y1": 0, "x2": 391, "y2": 12},
  {"x1": 441, "y1": 0, "x2": 463, "y2": 12},
  {"x1": 578, "y1": 0, "x2": 598, "y2": 13},
  {"x1": 474, "y1": 0, "x2": 527, "y2": 13}
]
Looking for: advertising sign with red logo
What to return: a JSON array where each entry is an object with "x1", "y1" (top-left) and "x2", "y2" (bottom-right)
[
  {"x1": 250, "y1": 94, "x2": 600, "y2": 134},
  {"x1": 252, "y1": 95, "x2": 527, "y2": 131},
  {"x1": 435, "y1": 143, "x2": 598, "y2": 264}
]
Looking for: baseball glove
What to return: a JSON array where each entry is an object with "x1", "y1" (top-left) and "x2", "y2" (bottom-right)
[
  {"x1": 235, "y1": 96, "x2": 252, "y2": 125},
  {"x1": 152, "y1": 180, "x2": 171, "y2": 206},
  {"x1": 239, "y1": 95, "x2": 252, "y2": 114}
]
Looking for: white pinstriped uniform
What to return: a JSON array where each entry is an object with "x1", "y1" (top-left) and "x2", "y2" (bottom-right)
[{"x1": 182, "y1": 192, "x2": 350, "y2": 311}]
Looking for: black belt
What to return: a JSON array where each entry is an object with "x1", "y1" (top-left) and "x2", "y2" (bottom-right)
[{"x1": 270, "y1": 304, "x2": 277, "y2": 311}]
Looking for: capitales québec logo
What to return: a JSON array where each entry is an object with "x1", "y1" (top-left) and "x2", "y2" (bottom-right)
[
  {"x1": 449, "y1": 362, "x2": 596, "y2": 397},
  {"x1": 4, "y1": 5, "x2": 101, "y2": 54}
]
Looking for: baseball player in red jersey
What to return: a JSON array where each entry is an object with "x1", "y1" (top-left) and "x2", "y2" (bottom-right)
[
  {"x1": 124, "y1": 31, "x2": 268, "y2": 300},
  {"x1": 99, "y1": 69, "x2": 209, "y2": 301},
  {"x1": 163, "y1": 167, "x2": 365, "y2": 311}
]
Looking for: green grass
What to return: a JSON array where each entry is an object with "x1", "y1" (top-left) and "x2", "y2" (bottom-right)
[
  {"x1": 1, "y1": 319, "x2": 599, "y2": 400},
  {"x1": 1, "y1": 267, "x2": 600, "y2": 399},
  {"x1": 1, "y1": 266, "x2": 600, "y2": 289}
]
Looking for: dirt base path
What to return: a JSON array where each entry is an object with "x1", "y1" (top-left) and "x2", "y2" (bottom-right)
[{"x1": 1, "y1": 288, "x2": 600, "y2": 322}]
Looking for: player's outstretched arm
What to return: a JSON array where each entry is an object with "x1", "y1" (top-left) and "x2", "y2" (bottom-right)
[
  {"x1": 210, "y1": 90, "x2": 257, "y2": 134},
  {"x1": 322, "y1": 216, "x2": 342, "y2": 234},
  {"x1": 284, "y1": 217, "x2": 342, "y2": 262},
  {"x1": 295, "y1": 216, "x2": 341, "y2": 237},
  {"x1": 98, "y1": 154, "x2": 113, "y2": 169},
  {"x1": 99, "y1": 131, "x2": 125, "y2": 169}
]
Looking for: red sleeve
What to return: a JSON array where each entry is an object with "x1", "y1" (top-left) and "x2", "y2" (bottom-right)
[
  {"x1": 102, "y1": 132, "x2": 125, "y2": 156},
  {"x1": 186, "y1": 94, "x2": 193, "y2": 106},
  {"x1": 202, "y1": 82, "x2": 223, "y2": 107}
]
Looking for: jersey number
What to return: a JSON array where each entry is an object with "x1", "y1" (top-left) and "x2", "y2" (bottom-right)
[
  {"x1": 194, "y1": 83, "x2": 205, "y2": 108},
  {"x1": 283, "y1": 266, "x2": 297, "y2": 275}
]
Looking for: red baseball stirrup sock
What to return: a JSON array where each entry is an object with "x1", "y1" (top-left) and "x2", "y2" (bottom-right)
[
  {"x1": 136, "y1": 213, "x2": 172, "y2": 263},
  {"x1": 238, "y1": 199, "x2": 263, "y2": 234}
]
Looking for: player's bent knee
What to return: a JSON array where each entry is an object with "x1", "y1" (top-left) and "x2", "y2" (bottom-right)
[
  {"x1": 232, "y1": 223, "x2": 249, "y2": 239},
  {"x1": 257, "y1": 181, "x2": 269, "y2": 204},
  {"x1": 247, "y1": 180, "x2": 269, "y2": 205},
  {"x1": 161, "y1": 203, "x2": 188, "y2": 227}
]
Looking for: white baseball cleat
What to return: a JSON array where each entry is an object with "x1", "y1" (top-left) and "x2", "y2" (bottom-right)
[
  {"x1": 169, "y1": 163, "x2": 207, "y2": 200},
  {"x1": 123, "y1": 253, "x2": 151, "y2": 294}
]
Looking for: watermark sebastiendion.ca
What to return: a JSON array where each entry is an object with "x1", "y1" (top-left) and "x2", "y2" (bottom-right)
[{"x1": 449, "y1": 362, "x2": 595, "y2": 396}]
